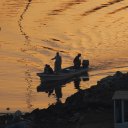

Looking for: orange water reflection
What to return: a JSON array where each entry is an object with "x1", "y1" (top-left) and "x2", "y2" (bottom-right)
[{"x1": 0, "y1": 0, "x2": 128, "y2": 112}]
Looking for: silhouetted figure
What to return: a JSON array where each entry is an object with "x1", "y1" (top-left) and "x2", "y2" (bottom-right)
[
  {"x1": 73, "y1": 53, "x2": 81, "y2": 69},
  {"x1": 51, "y1": 52, "x2": 62, "y2": 73},
  {"x1": 47, "y1": 65, "x2": 54, "y2": 74},
  {"x1": 44, "y1": 64, "x2": 48, "y2": 73},
  {"x1": 44, "y1": 64, "x2": 54, "y2": 74}
]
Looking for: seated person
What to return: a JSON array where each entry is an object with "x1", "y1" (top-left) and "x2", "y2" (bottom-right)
[
  {"x1": 44, "y1": 64, "x2": 54, "y2": 74},
  {"x1": 73, "y1": 53, "x2": 81, "y2": 69},
  {"x1": 47, "y1": 64, "x2": 54, "y2": 74}
]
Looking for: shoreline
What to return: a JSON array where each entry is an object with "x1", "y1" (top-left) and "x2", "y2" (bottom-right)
[{"x1": 1, "y1": 71, "x2": 128, "y2": 128}]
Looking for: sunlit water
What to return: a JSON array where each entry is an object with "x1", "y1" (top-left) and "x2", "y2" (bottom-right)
[{"x1": 0, "y1": 0, "x2": 128, "y2": 112}]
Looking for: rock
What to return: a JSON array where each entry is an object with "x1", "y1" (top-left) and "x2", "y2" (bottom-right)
[
  {"x1": 114, "y1": 71, "x2": 123, "y2": 78},
  {"x1": 5, "y1": 120, "x2": 31, "y2": 128},
  {"x1": 12, "y1": 110, "x2": 22, "y2": 122}
]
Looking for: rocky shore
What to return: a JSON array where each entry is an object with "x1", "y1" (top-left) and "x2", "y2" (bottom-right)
[{"x1": 1, "y1": 71, "x2": 128, "y2": 128}]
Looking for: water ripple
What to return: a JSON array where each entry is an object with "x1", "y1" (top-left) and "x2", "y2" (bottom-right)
[{"x1": 82, "y1": 0, "x2": 124, "y2": 16}]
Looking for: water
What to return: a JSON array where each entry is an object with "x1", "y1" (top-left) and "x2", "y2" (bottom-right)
[{"x1": 0, "y1": 0, "x2": 128, "y2": 112}]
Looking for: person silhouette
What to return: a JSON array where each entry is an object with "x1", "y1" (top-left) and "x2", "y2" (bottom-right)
[
  {"x1": 51, "y1": 52, "x2": 62, "y2": 73},
  {"x1": 73, "y1": 53, "x2": 81, "y2": 69},
  {"x1": 44, "y1": 64, "x2": 54, "y2": 74}
]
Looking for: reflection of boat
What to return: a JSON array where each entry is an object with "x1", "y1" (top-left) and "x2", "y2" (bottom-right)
[
  {"x1": 37, "y1": 73, "x2": 89, "y2": 101},
  {"x1": 37, "y1": 66, "x2": 89, "y2": 82}
]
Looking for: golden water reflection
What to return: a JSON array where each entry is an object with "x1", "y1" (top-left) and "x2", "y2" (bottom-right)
[{"x1": 0, "y1": 0, "x2": 128, "y2": 112}]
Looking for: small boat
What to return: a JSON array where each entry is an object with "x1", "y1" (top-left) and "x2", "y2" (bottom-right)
[{"x1": 37, "y1": 64, "x2": 89, "y2": 82}]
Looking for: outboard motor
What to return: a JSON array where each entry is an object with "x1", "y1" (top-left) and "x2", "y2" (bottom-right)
[{"x1": 82, "y1": 60, "x2": 89, "y2": 68}]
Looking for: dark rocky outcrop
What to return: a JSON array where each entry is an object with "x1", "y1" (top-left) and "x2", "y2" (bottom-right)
[
  {"x1": 65, "y1": 71, "x2": 128, "y2": 110},
  {"x1": 1, "y1": 71, "x2": 128, "y2": 128}
]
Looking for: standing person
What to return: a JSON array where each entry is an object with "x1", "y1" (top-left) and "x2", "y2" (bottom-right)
[
  {"x1": 51, "y1": 52, "x2": 62, "y2": 73},
  {"x1": 73, "y1": 53, "x2": 81, "y2": 69}
]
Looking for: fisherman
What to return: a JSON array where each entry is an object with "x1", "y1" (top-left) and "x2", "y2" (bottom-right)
[
  {"x1": 51, "y1": 52, "x2": 62, "y2": 73},
  {"x1": 47, "y1": 64, "x2": 54, "y2": 74},
  {"x1": 73, "y1": 53, "x2": 81, "y2": 69},
  {"x1": 44, "y1": 64, "x2": 54, "y2": 74}
]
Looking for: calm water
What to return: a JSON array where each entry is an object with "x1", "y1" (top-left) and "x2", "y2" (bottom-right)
[{"x1": 0, "y1": 0, "x2": 128, "y2": 112}]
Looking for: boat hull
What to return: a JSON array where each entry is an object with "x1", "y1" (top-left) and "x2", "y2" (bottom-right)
[{"x1": 37, "y1": 67, "x2": 88, "y2": 82}]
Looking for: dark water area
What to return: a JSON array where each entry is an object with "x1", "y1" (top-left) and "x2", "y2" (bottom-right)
[
  {"x1": 37, "y1": 73, "x2": 89, "y2": 103},
  {"x1": 0, "y1": 0, "x2": 128, "y2": 112}
]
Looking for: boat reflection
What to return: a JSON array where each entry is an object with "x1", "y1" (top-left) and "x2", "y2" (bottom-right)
[{"x1": 37, "y1": 72, "x2": 89, "y2": 103}]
